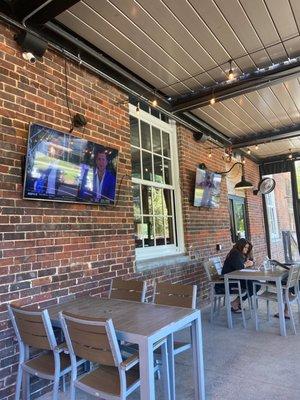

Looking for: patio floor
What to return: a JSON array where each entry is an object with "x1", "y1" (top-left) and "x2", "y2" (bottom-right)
[{"x1": 39, "y1": 302, "x2": 300, "y2": 400}]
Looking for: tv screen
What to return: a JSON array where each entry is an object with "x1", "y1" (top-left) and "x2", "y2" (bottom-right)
[
  {"x1": 193, "y1": 168, "x2": 222, "y2": 208},
  {"x1": 23, "y1": 123, "x2": 118, "y2": 205}
]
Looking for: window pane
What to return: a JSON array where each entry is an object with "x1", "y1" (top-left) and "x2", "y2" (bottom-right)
[
  {"x1": 154, "y1": 155, "x2": 163, "y2": 183},
  {"x1": 163, "y1": 189, "x2": 172, "y2": 215},
  {"x1": 140, "y1": 102, "x2": 149, "y2": 113},
  {"x1": 134, "y1": 216, "x2": 143, "y2": 248},
  {"x1": 130, "y1": 116, "x2": 139, "y2": 147},
  {"x1": 153, "y1": 188, "x2": 163, "y2": 215},
  {"x1": 141, "y1": 185, "x2": 152, "y2": 215},
  {"x1": 161, "y1": 114, "x2": 169, "y2": 123},
  {"x1": 141, "y1": 121, "x2": 151, "y2": 151},
  {"x1": 133, "y1": 183, "x2": 141, "y2": 216},
  {"x1": 162, "y1": 131, "x2": 170, "y2": 157},
  {"x1": 164, "y1": 158, "x2": 172, "y2": 185},
  {"x1": 131, "y1": 148, "x2": 141, "y2": 179},
  {"x1": 234, "y1": 203, "x2": 246, "y2": 239},
  {"x1": 143, "y1": 216, "x2": 154, "y2": 247},
  {"x1": 152, "y1": 127, "x2": 161, "y2": 154},
  {"x1": 155, "y1": 217, "x2": 165, "y2": 246},
  {"x1": 142, "y1": 151, "x2": 152, "y2": 181},
  {"x1": 165, "y1": 217, "x2": 174, "y2": 244}
]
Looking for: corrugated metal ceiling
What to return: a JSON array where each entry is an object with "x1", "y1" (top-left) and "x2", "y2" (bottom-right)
[{"x1": 55, "y1": 0, "x2": 300, "y2": 159}]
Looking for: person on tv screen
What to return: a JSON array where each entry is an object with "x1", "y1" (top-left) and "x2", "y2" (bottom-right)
[
  {"x1": 79, "y1": 149, "x2": 116, "y2": 203},
  {"x1": 199, "y1": 170, "x2": 216, "y2": 207}
]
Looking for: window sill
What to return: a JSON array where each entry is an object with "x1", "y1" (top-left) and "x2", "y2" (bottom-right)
[{"x1": 135, "y1": 253, "x2": 190, "y2": 273}]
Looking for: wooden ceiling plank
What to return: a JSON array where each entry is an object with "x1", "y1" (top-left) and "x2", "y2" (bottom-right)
[
  {"x1": 192, "y1": 109, "x2": 237, "y2": 137},
  {"x1": 264, "y1": 0, "x2": 299, "y2": 41},
  {"x1": 223, "y1": 98, "x2": 266, "y2": 132},
  {"x1": 235, "y1": 95, "x2": 275, "y2": 131}
]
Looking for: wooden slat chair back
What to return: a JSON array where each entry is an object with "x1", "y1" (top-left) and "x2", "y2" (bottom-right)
[
  {"x1": 62, "y1": 312, "x2": 119, "y2": 366},
  {"x1": 210, "y1": 256, "x2": 223, "y2": 275},
  {"x1": 203, "y1": 260, "x2": 249, "y2": 326},
  {"x1": 286, "y1": 265, "x2": 300, "y2": 292},
  {"x1": 153, "y1": 282, "x2": 197, "y2": 309},
  {"x1": 109, "y1": 278, "x2": 147, "y2": 302},
  {"x1": 203, "y1": 260, "x2": 219, "y2": 282},
  {"x1": 10, "y1": 305, "x2": 53, "y2": 350},
  {"x1": 8, "y1": 304, "x2": 75, "y2": 400},
  {"x1": 152, "y1": 282, "x2": 197, "y2": 361},
  {"x1": 60, "y1": 312, "x2": 142, "y2": 400}
]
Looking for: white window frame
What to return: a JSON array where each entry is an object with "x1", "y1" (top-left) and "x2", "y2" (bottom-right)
[
  {"x1": 129, "y1": 104, "x2": 184, "y2": 261},
  {"x1": 265, "y1": 185, "x2": 280, "y2": 241}
]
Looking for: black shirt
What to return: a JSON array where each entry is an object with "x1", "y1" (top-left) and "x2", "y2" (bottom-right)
[{"x1": 222, "y1": 249, "x2": 245, "y2": 275}]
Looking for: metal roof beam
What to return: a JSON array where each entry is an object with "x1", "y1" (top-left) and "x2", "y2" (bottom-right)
[
  {"x1": 171, "y1": 58, "x2": 300, "y2": 113},
  {"x1": 231, "y1": 125, "x2": 300, "y2": 149}
]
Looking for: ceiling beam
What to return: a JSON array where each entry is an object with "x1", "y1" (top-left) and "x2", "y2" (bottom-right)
[
  {"x1": 231, "y1": 125, "x2": 300, "y2": 149},
  {"x1": 259, "y1": 152, "x2": 300, "y2": 165},
  {"x1": 170, "y1": 58, "x2": 300, "y2": 113},
  {"x1": 7, "y1": 0, "x2": 80, "y2": 26}
]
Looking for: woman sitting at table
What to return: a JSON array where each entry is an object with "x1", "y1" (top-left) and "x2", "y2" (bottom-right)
[{"x1": 221, "y1": 238, "x2": 260, "y2": 313}]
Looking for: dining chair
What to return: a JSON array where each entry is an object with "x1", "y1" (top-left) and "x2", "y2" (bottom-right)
[
  {"x1": 203, "y1": 260, "x2": 250, "y2": 327},
  {"x1": 253, "y1": 264, "x2": 300, "y2": 334},
  {"x1": 8, "y1": 304, "x2": 85, "y2": 400},
  {"x1": 59, "y1": 311, "x2": 171, "y2": 400},
  {"x1": 153, "y1": 282, "x2": 197, "y2": 357},
  {"x1": 109, "y1": 277, "x2": 147, "y2": 302}
]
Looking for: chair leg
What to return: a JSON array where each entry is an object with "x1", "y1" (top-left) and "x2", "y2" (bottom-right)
[
  {"x1": 267, "y1": 300, "x2": 270, "y2": 322},
  {"x1": 238, "y1": 284, "x2": 246, "y2": 328},
  {"x1": 15, "y1": 364, "x2": 22, "y2": 400},
  {"x1": 286, "y1": 300, "x2": 296, "y2": 335},
  {"x1": 210, "y1": 288, "x2": 215, "y2": 323},
  {"x1": 52, "y1": 378, "x2": 60, "y2": 400},
  {"x1": 22, "y1": 371, "x2": 30, "y2": 400},
  {"x1": 160, "y1": 341, "x2": 171, "y2": 400},
  {"x1": 253, "y1": 289, "x2": 259, "y2": 331}
]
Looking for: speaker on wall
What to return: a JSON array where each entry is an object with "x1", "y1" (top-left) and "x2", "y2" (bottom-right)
[{"x1": 193, "y1": 132, "x2": 208, "y2": 143}]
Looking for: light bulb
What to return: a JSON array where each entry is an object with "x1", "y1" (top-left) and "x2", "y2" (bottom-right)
[
  {"x1": 288, "y1": 153, "x2": 293, "y2": 159},
  {"x1": 247, "y1": 148, "x2": 251, "y2": 155},
  {"x1": 210, "y1": 97, "x2": 216, "y2": 105},
  {"x1": 136, "y1": 103, "x2": 140, "y2": 116},
  {"x1": 228, "y1": 69, "x2": 234, "y2": 80},
  {"x1": 255, "y1": 144, "x2": 259, "y2": 150},
  {"x1": 151, "y1": 99, "x2": 157, "y2": 107},
  {"x1": 208, "y1": 151, "x2": 212, "y2": 158}
]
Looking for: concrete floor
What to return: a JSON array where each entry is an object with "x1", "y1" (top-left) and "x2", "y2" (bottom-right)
[{"x1": 39, "y1": 302, "x2": 300, "y2": 400}]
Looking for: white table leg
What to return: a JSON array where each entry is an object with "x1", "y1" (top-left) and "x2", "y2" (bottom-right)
[
  {"x1": 276, "y1": 277, "x2": 286, "y2": 336},
  {"x1": 191, "y1": 313, "x2": 205, "y2": 400},
  {"x1": 167, "y1": 334, "x2": 175, "y2": 400},
  {"x1": 225, "y1": 277, "x2": 233, "y2": 329},
  {"x1": 139, "y1": 339, "x2": 155, "y2": 400}
]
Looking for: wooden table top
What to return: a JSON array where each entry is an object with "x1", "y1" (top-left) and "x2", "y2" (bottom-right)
[
  {"x1": 224, "y1": 267, "x2": 288, "y2": 281},
  {"x1": 48, "y1": 296, "x2": 197, "y2": 338}
]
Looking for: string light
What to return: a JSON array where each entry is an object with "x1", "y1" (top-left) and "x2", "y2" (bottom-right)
[
  {"x1": 210, "y1": 97, "x2": 216, "y2": 105},
  {"x1": 151, "y1": 99, "x2": 157, "y2": 107},
  {"x1": 247, "y1": 148, "x2": 251, "y2": 155},
  {"x1": 208, "y1": 149, "x2": 212, "y2": 158},
  {"x1": 255, "y1": 144, "x2": 259, "y2": 150},
  {"x1": 242, "y1": 158, "x2": 246, "y2": 165},
  {"x1": 288, "y1": 148, "x2": 293, "y2": 159},
  {"x1": 228, "y1": 59, "x2": 234, "y2": 80}
]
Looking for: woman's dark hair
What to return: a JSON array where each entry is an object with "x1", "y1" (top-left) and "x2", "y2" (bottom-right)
[{"x1": 226, "y1": 238, "x2": 253, "y2": 259}]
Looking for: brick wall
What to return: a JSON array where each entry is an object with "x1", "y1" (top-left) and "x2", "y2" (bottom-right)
[{"x1": 0, "y1": 21, "x2": 268, "y2": 399}]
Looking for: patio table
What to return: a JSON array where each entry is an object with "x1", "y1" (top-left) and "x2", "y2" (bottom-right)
[
  {"x1": 48, "y1": 296, "x2": 205, "y2": 400},
  {"x1": 224, "y1": 268, "x2": 288, "y2": 336}
]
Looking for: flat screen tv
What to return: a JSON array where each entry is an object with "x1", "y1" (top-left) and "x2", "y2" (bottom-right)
[
  {"x1": 23, "y1": 123, "x2": 118, "y2": 205},
  {"x1": 193, "y1": 168, "x2": 222, "y2": 208}
]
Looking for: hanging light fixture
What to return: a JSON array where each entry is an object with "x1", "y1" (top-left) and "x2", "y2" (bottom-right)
[
  {"x1": 247, "y1": 148, "x2": 251, "y2": 155},
  {"x1": 288, "y1": 148, "x2": 293, "y2": 159},
  {"x1": 217, "y1": 162, "x2": 253, "y2": 190},
  {"x1": 136, "y1": 102, "x2": 140, "y2": 116},
  {"x1": 151, "y1": 99, "x2": 157, "y2": 107},
  {"x1": 208, "y1": 148, "x2": 212, "y2": 158}
]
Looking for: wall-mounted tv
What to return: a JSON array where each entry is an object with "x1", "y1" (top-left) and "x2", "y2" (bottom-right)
[
  {"x1": 23, "y1": 123, "x2": 118, "y2": 205},
  {"x1": 193, "y1": 168, "x2": 222, "y2": 208}
]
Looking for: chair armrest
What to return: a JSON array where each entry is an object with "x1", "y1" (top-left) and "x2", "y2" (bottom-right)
[{"x1": 120, "y1": 353, "x2": 139, "y2": 371}]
